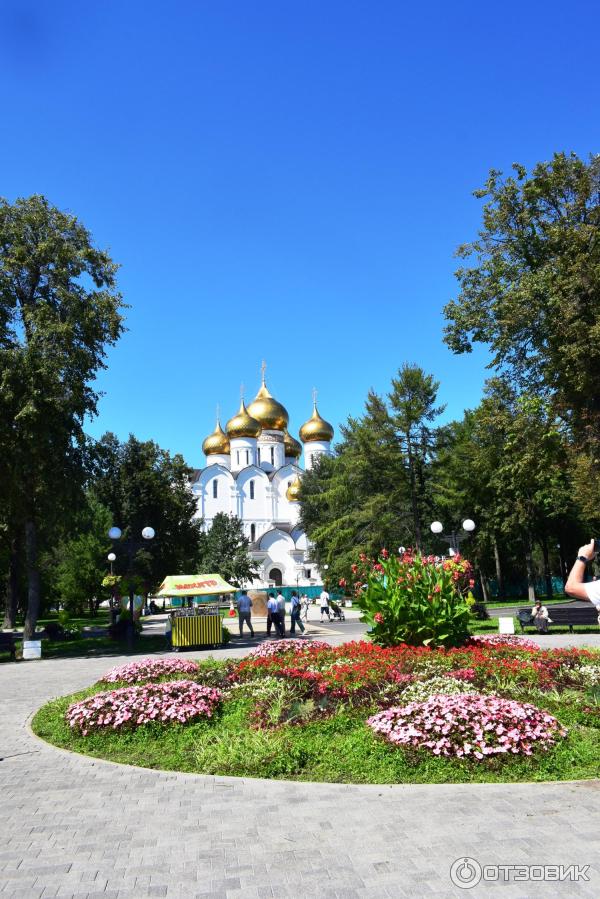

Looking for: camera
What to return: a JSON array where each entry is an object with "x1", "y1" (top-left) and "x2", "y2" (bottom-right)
[{"x1": 595, "y1": 538, "x2": 600, "y2": 555}]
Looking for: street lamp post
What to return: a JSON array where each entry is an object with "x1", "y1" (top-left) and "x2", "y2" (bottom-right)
[
  {"x1": 108, "y1": 525, "x2": 155, "y2": 650},
  {"x1": 430, "y1": 519, "x2": 476, "y2": 555}
]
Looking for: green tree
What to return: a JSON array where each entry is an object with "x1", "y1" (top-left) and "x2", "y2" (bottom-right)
[
  {"x1": 92, "y1": 433, "x2": 204, "y2": 590},
  {"x1": 299, "y1": 389, "x2": 414, "y2": 588},
  {"x1": 52, "y1": 495, "x2": 112, "y2": 616},
  {"x1": 197, "y1": 513, "x2": 259, "y2": 587},
  {"x1": 0, "y1": 196, "x2": 124, "y2": 638},
  {"x1": 443, "y1": 152, "x2": 600, "y2": 458},
  {"x1": 388, "y1": 364, "x2": 445, "y2": 550}
]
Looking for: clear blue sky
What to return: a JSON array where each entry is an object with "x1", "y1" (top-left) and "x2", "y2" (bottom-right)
[{"x1": 2, "y1": 1, "x2": 599, "y2": 465}]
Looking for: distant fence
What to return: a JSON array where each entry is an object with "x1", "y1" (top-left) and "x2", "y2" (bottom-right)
[{"x1": 485, "y1": 576, "x2": 565, "y2": 598}]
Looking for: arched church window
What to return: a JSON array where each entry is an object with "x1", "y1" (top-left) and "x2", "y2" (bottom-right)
[
  {"x1": 236, "y1": 450, "x2": 240, "y2": 466},
  {"x1": 250, "y1": 480, "x2": 255, "y2": 500},
  {"x1": 270, "y1": 446, "x2": 275, "y2": 465},
  {"x1": 257, "y1": 447, "x2": 261, "y2": 464},
  {"x1": 212, "y1": 480, "x2": 218, "y2": 499},
  {"x1": 250, "y1": 524, "x2": 256, "y2": 542},
  {"x1": 245, "y1": 449, "x2": 249, "y2": 465}
]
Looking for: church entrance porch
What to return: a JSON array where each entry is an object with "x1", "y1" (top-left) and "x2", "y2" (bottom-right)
[{"x1": 268, "y1": 567, "x2": 283, "y2": 587}]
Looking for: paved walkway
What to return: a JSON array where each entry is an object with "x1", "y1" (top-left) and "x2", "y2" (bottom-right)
[{"x1": 2, "y1": 633, "x2": 600, "y2": 898}]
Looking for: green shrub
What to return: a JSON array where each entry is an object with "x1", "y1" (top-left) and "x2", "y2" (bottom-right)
[{"x1": 353, "y1": 549, "x2": 474, "y2": 647}]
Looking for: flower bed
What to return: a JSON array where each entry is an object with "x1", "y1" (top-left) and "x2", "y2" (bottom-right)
[
  {"x1": 248, "y1": 639, "x2": 331, "y2": 659},
  {"x1": 66, "y1": 681, "x2": 222, "y2": 734},
  {"x1": 32, "y1": 639, "x2": 600, "y2": 784},
  {"x1": 99, "y1": 658, "x2": 199, "y2": 685},
  {"x1": 468, "y1": 635, "x2": 540, "y2": 651},
  {"x1": 368, "y1": 694, "x2": 567, "y2": 758}
]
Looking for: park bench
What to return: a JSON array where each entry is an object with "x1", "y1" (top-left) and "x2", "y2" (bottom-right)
[
  {"x1": 0, "y1": 632, "x2": 17, "y2": 661},
  {"x1": 517, "y1": 605, "x2": 599, "y2": 634}
]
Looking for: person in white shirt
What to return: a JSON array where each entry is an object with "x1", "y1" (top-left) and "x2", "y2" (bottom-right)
[
  {"x1": 565, "y1": 539, "x2": 600, "y2": 618},
  {"x1": 276, "y1": 591, "x2": 286, "y2": 637},
  {"x1": 531, "y1": 600, "x2": 550, "y2": 633},
  {"x1": 237, "y1": 590, "x2": 255, "y2": 638},
  {"x1": 266, "y1": 592, "x2": 279, "y2": 637},
  {"x1": 300, "y1": 593, "x2": 310, "y2": 622},
  {"x1": 320, "y1": 589, "x2": 330, "y2": 623}
]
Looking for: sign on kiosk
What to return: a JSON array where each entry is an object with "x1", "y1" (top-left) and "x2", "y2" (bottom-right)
[{"x1": 156, "y1": 574, "x2": 236, "y2": 598}]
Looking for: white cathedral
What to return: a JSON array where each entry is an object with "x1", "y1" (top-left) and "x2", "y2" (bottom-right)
[{"x1": 192, "y1": 371, "x2": 334, "y2": 588}]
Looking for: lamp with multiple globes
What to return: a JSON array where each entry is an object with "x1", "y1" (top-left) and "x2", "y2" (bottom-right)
[
  {"x1": 429, "y1": 518, "x2": 476, "y2": 554},
  {"x1": 108, "y1": 525, "x2": 155, "y2": 648}
]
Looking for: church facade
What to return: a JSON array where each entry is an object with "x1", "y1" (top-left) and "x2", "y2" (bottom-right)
[{"x1": 192, "y1": 372, "x2": 334, "y2": 588}]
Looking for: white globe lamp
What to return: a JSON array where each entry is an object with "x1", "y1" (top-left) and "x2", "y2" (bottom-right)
[
  {"x1": 142, "y1": 526, "x2": 155, "y2": 540},
  {"x1": 107, "y1": 552, "x2": 116, "y2": 562},
  {"x1": 462, "y1": 519, "x2": 476, "y2": 533},
  {"x1": 430, "y1": 521, "x2": 443, "y2": 535},
  {"x1": 108, "y1": 526, "x2": 122, "y2": 540}
]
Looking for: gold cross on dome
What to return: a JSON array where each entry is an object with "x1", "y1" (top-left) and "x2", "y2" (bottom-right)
[
  {"x1": 312, "y1": 387, "x2": 318, "y2": 408},
  {"x1": 261, "y1": 360, "x2": 267, "y2": 384},
  {"x1": 240, "y1": 383, "x2": 245, "y2": 401},
  {"x1": 216, "y1": 403, "x2": 220, "y2": 423}
]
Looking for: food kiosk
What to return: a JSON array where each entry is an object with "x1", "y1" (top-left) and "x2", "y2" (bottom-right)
[{"x1": 155, "y1": 574, "x2": 237, "y2": 649}]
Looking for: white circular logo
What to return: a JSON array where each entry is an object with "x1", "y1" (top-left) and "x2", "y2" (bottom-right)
[{"x1": 450, "y1": 857, "x2": 482, "y2": 889}]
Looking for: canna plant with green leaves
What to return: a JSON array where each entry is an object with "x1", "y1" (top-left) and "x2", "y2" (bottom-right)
[{"x1": 352, "y1": 549, "x2": 475, "y2": 648}]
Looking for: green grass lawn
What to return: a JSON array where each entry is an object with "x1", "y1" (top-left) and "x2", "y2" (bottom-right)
[
  {"x1": 484, "y1": 596, "x2": 570, "y2": 610},
  {"x1": 470, "y1": 618, "x2": 600, "y2": 636},
  {"x1": 0, "y1": 632, "x2": 169, "y2": 663}
]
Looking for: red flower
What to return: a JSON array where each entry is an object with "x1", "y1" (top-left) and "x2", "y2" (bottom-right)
[
  {"x1": 374, "y1": 612, "x2": 384, "y2": 624},
  {"x1": 381, "y1": 548, "x2": 389, "y2": 559},
  {"x1": 469, "y1": 579, "x2": 475, "y2": 588},
  {"x1": 339, "y1": 578, "x2": 347, "y2": 587}
]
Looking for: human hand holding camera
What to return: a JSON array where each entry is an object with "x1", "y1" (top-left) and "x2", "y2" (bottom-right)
[{"x1": 578, "y1": 539, "x2": 598, "y2": 562}]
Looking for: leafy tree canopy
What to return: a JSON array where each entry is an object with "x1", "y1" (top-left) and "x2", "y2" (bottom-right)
[
  {"x1": 443, "y1": 152, "x2": 600, "y2": 452},
  {"x1": 92, "y1": 433, "x2": 203, "y2": 590},
  {"x1": 0, "y1": 195, "x2": 125, "y2": 637},
  {"x1": 197, "y1": 513, "x2": 259, "y2": 587}
]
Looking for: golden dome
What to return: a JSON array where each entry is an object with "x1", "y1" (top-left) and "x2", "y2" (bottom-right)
[
  {"x1": 202, "y1": 419, "x2": 230, "y2": 456},
  {"x1": 299, "y1": 403, "x2": 334, "y2": 443},
  {"x1": 225, "y1": 400, "x2": 261, "y2": 439},
  {"x1": 283, "y1": 429, "x2": 302, "y2": 459},
  {"x1": 286, "y1": 475, "x2": 302, "y2": 503},
  {"x1": 247, "y1": 381, "x2": 289, "y2": 431}
]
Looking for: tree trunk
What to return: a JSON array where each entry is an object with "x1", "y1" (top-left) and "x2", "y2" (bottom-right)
[
  {"x1": 557, "y1": 541, "x2": 567, "y2": 587},
  {"x1": 493, "y1": 535, "x2": 505, "y2": 599},
  {"x1": 525, "y1": 544, "x2": 536, "y2": 603},
  {"x1": 406, "y1": 436, "x2": 422, "y2": 551},
  {"x1": 541, "y1": 535, "x2": 553, "y2": 599},
  {"x1": 478, "y1": 568, "x2": 491, "y2": 603},
  {"x1": 2, "y1": 536, "x2": 20, "y2": 629},
  {"x1": 23, "y1": 519, "x2": 41, "y2": 641}
]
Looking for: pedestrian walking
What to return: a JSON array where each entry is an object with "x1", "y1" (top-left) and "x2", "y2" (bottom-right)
[
  {"x1": 237, "y1": 589, "x2": 255, "y2": 638},
  {"x1": 289, "y1": 591, "x2": 305, "y2": 634},
  {"x1": 276, "y1": 590, "x2": 286, "y2": 637},
  {"x1": 266, "y1": 592, "x2": 278, "y2": 637},
  {"x1": 320, "y1": 587, "x2": 331, "y2": 622},
  {"x1": 300, "y1": 593, "x2": 310, "y2": 622}
]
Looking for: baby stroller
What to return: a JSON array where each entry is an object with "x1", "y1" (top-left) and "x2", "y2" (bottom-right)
[{"x1": 329, "y1": 599, "x2": 345, "y2": 621}]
